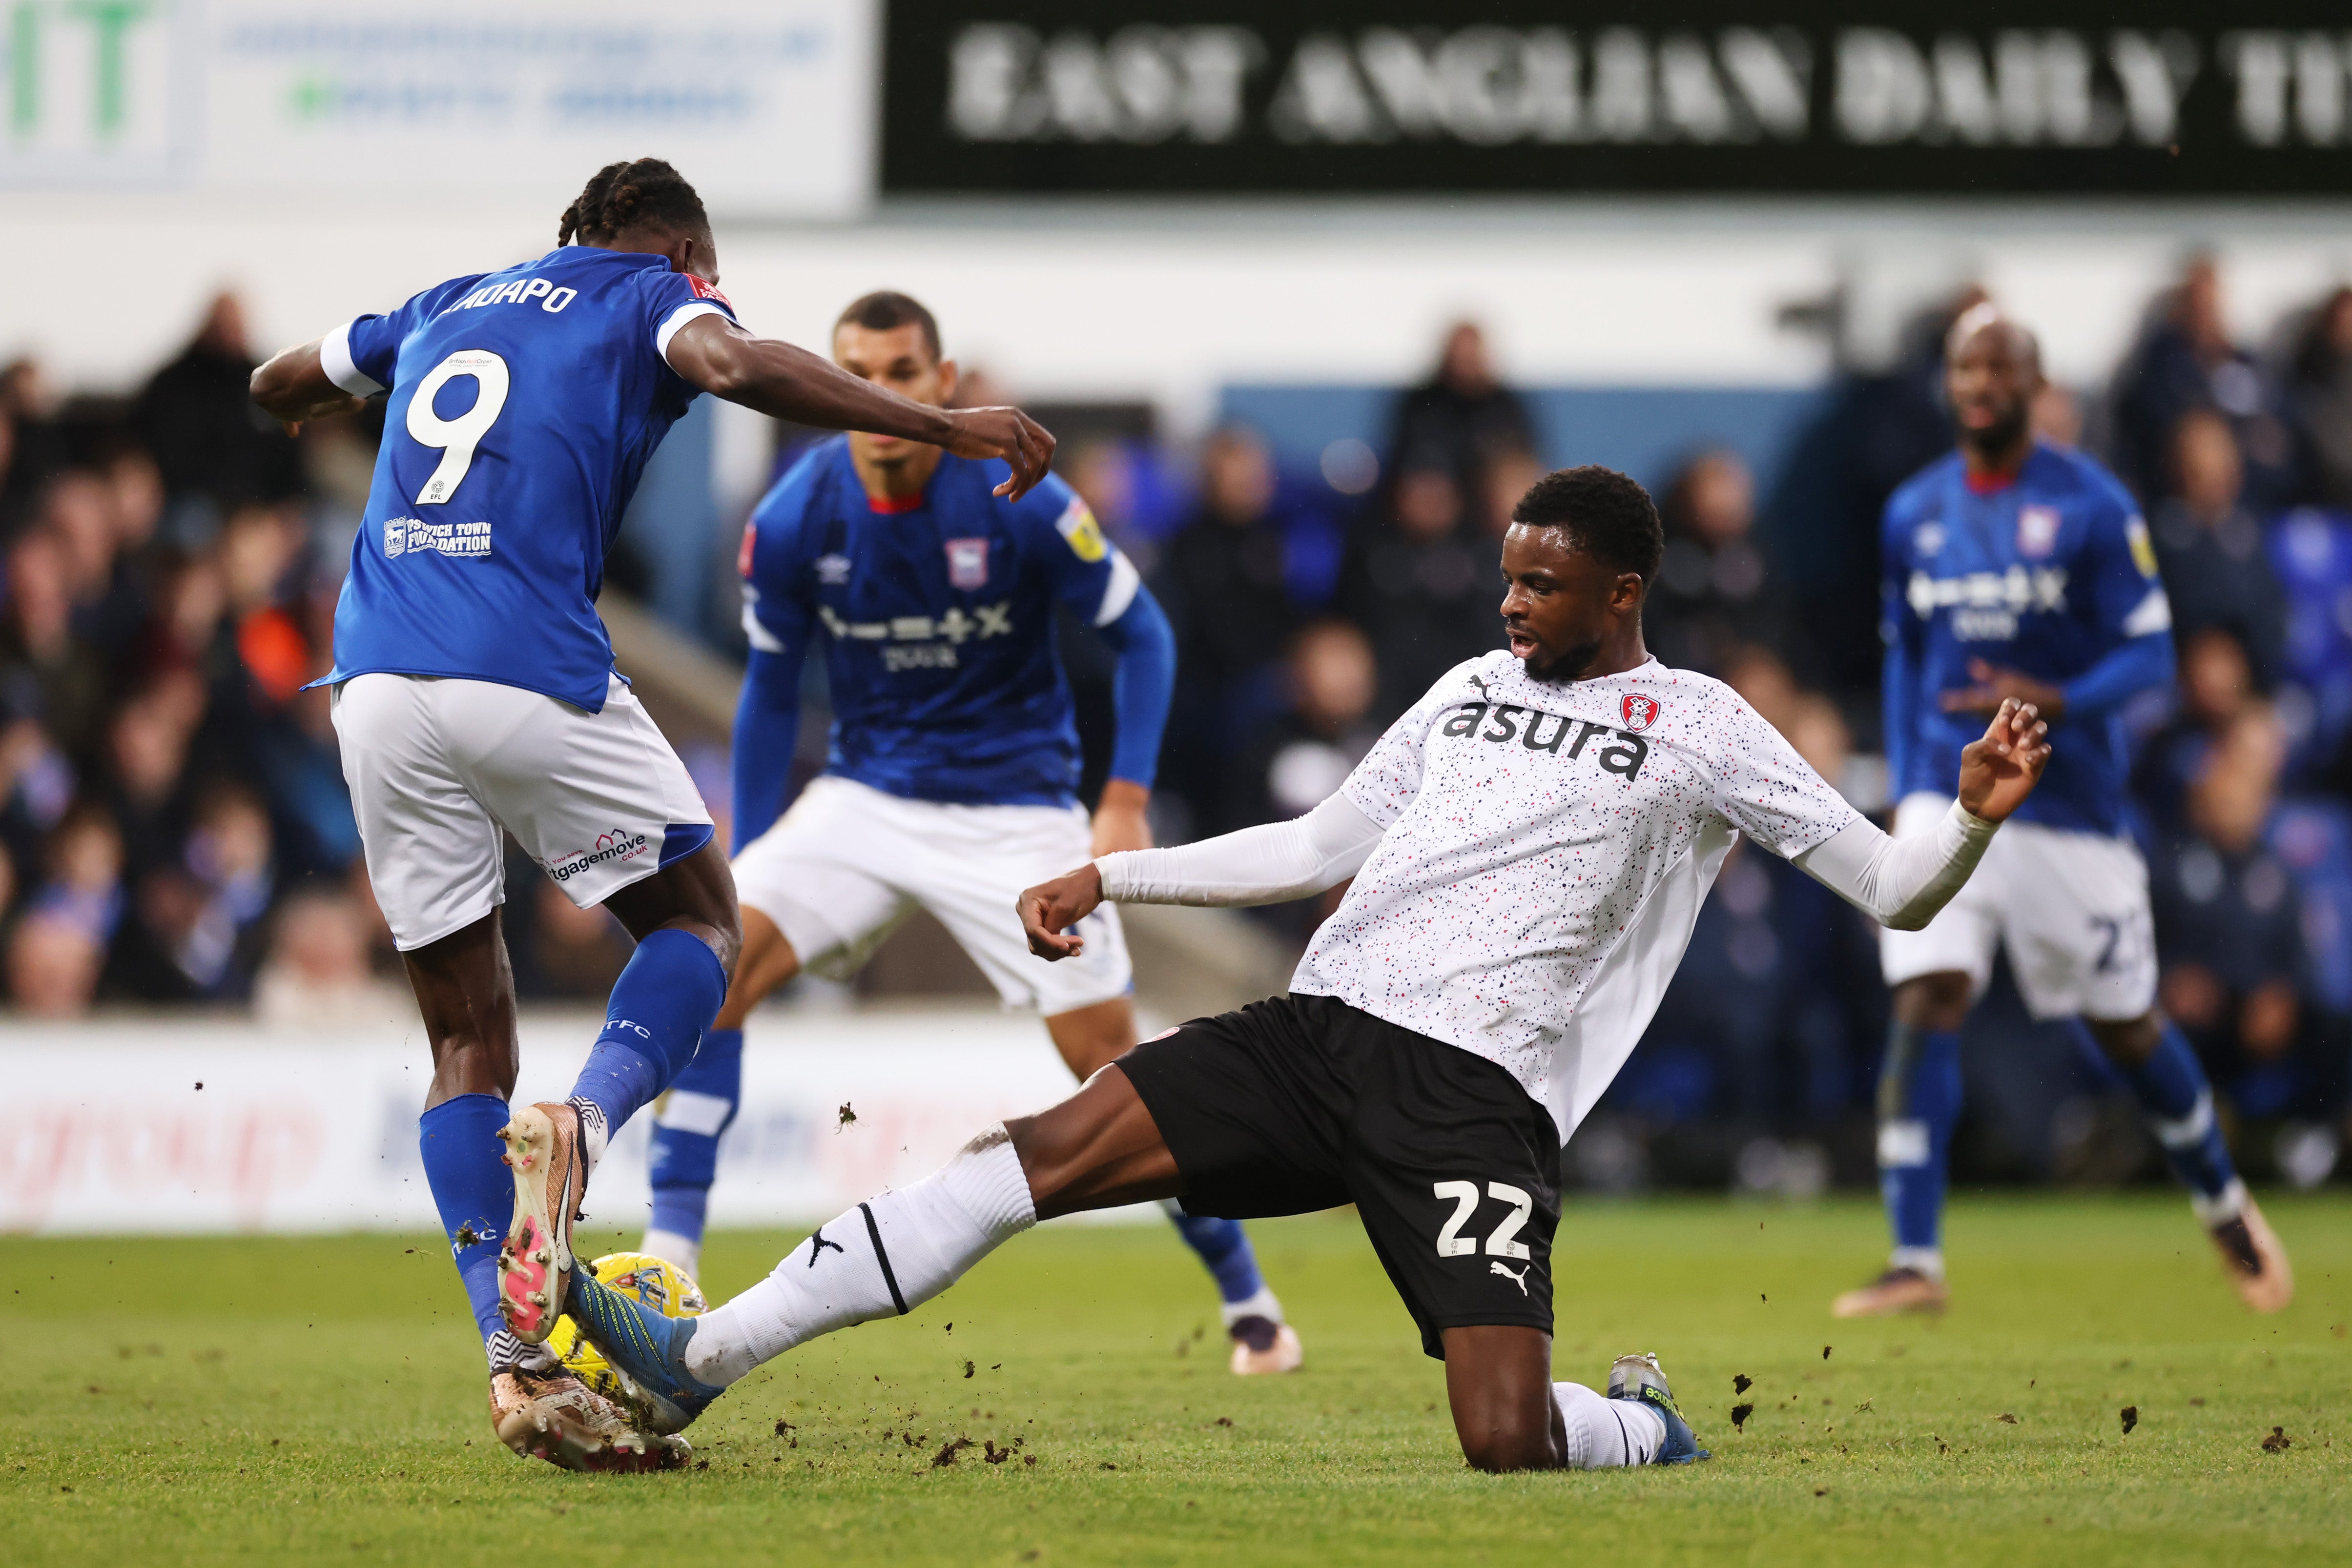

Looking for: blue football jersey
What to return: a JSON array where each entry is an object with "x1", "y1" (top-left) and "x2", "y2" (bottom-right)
[
  {"x1": 317, "y1": 247, "x2": 738, "y2": 711},
  {"x1": 1882, "y1": 442, "x2": 2174, "y2": 835},
  {"x1": 742, "y1": 438, "x2": 1140, "y2": 806}
]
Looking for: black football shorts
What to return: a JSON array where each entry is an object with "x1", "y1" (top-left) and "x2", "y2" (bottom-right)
[{"x1": 1116, "y1": 992, "x2": 1561, "y2": 1359}]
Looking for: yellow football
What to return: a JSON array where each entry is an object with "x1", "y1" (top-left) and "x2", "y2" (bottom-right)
[{"x1": 547, "y1": 1252, "x2": 707, "y2": 1399}]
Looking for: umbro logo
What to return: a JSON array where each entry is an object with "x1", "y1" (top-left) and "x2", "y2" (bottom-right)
[
  {"x1": 1490, "y1": 1261, "x2": 1529, "y2": 1295},
  {"x1": 816, "y1": 553, "x2": 852, "y2": 586}
]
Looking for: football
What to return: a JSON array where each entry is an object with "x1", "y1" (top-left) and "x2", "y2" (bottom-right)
[{"x1": 545, "y1": 1252, "x2": 707, "y2": 1400}]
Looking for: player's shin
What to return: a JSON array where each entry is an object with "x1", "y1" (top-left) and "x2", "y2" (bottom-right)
[
  {"x1": 1876, "y1": 1023, "x2": 1962, "y2": 1276},
  {"x1": 643, "y1": 1026, "x2": 745, "y2": 1275},
  {"x1": 569, "y1": 928, "x2": 729, "y2": 1147},
  {"x1": 420, "y1": 1094, "x2": 528, "y2": 1368},
  {"x1": 2084, "y1": 1018, "x2": 2242, "y2": 1217},
  {"x1": 683, "y1": 1124, "x2": 1038, "y2": 1387}
]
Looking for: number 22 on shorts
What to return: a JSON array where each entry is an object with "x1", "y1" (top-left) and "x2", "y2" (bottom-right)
[{"x1": 1432, "y1": 1180, "x2": 1533, "y2": 1260}]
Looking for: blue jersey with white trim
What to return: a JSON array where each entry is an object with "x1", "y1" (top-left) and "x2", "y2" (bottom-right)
[
  {"x1": 1881, "y1": 442, "x2": 2173, "y2": 835},
  {"x1": 742, "y1": 438, "x2": 1138, "y2": 806},
  {"x1": 318, "y1": 247, "x2": 738, "y2": 712}
]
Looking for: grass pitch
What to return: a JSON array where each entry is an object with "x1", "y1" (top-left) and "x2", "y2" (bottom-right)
[{"x1": 3, "y1": 1194, "x2": 2347, "y2": 1567}]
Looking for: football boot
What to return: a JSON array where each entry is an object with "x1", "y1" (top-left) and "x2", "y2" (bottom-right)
[
  {"x1": 1228, "y1": 1316, "x2": 1304, "y2": 1376},
  {"x1": 2208, "y1": 1195, "x2": 2293, "y2": 1313},
  {"x1": 496, "y1": 1099, "x2": 600, "y2": 1344},
  {"x1": 1606, "y1": 1352, "x2": 1709, "y2": 1464},
  {"x1": 1831, "y1": 1265, "x2": 1950, "y2": 1318},
  {"x1": 562, "y1": 1265, "x2": 728, "y2": 1434},
  {"x1": 488, "y1": 1362, "x2": 688, "y2": 1472}
]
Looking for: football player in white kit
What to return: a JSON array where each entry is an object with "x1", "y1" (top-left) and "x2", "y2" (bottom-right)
[{"x1": 561, "y1": 464, "x2": 2052, "y2": 1473}]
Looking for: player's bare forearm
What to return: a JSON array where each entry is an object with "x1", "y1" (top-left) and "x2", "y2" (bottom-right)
[
  {"x1": 1955, "y1": 698, "x2": 2051, "y2": 823},
  {"x1": 1019, "y1": 865, "x2": 1104, "y2": 961},
  {"x1": 666, "y1": 316, "x2": 1056, "y2": 499},
  {"x1": 1090, "y1": 781, "x2": 1154, "y2": 858},
  {"x1": 1939, "y1": 659, "x2": 2068, "y2": 722},
  {"x1": 249, "y1": 340, "x2": 370, "y2": 429}
]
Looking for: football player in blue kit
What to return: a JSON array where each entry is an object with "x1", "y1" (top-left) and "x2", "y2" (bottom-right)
[
  {"x1": 636, "y1": 291, "x2": 1303, "y2": 1375},
  {"x1": 1836, "y1": 304, "x2": 2292, "y2": 1318},
  {"x1": 248, "y1": 159, "x2": 1056, "y2": 1470}
]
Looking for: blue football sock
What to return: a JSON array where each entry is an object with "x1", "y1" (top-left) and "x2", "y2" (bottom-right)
[
  {"x1": 568, "y1": 927, "x2": 728, "y2": 1136},
  {"x1": 1167, "y1": 1206, "x2": 1271, "y2": 1310},
  {"x1": 1875, "y1": 1023, "x2": 1962, "y2": 1270},
  {"x1": 2076, "y1": 1018, "x2": 2240, "y2": 1215},
  {"x1": 419, "y1": 1093, "x2": 513, "y2": 1354},
  {"x1": 647, "y1": 1026, "x2": 744, "y2": 1246}
]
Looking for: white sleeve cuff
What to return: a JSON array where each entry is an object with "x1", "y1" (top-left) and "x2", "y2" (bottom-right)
[
  {"x1": 1094, "y1": 551, "x2": 1140, "y2": 627},
  {"x1": 656, "y1": 301, "x2": 727, "y2": 366},
  {"x1": 320, "y1": 321, "x2": 383, "y2": 396}
]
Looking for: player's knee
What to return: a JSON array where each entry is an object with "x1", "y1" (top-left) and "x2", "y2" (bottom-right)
[
  {"x1": 2087, "y1": 1011, "x2": 2161, "y2": 1064},
  {"x1": 1456, "y1": 1411, "x2": 1555, "y2": 1473}
]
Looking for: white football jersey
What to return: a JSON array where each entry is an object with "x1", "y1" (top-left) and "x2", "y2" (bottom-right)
[{"x1": 1291, "y1": 651, "x2": 1858, "y2": 1143}]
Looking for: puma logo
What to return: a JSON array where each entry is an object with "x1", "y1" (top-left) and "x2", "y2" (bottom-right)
[
  {"x1": 807, "y1": 1227, "x2": 846, "y2": 1267},
  {"x1": 1490, "y1": 1261, "x2": 1529, "y2": 1296}
]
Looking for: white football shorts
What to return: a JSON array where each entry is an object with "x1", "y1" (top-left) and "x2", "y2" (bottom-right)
[
  {"x1": 1877, "y1": 792, "x2": 2157, "y2": 1022},
  {"x1": 332, "y1": 672, "x2": 713, "y2": 951},
  {"x1": 731, "y1": 774, "x2": 1132, "y2": 1017}
]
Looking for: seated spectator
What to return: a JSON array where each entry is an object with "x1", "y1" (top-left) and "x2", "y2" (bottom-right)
[
  {"x1": 2110, "y1": 255, "x2": 2294, "y2": 510},
  {"x1": 1720, "y1": 643, "x2": 1803, "y2": 735},
  {"x1": 8, "y1": 907, "x2": 103, "y2": 1017},
  {"x1": 0, "y1": 529, "x2": 108, "y2": 762},
  {"x1": 103, "y1": 669, "x2": 205, "y2": 876},
  {"x1": 1646, "y1": 448, "x2": 1784, "y2": 677},
  {"x1": 2135, "y1": 627, "x2": 2256, "y2": 830},
  {"x1": 517, "y1": 877, "x2": 633, "y2": 998},
  {"x1": 1338, "y1": 463, "x2": 1498, "y2": 720},
  {"x1": 1476, "y1": 447, "x2": 1549, "y2": 541},
  {"x1": 2148, "y1": 707, "x2": 2306, "y2": 1108},
  {"x1": 2151, "y1": 409, "x2": 2287, "y2": 687},
  {"x1": 2288, "y1": 285, "x2": 2352, "y2": 510},
  {"x1": 252, "y1": 887, "x2": 411, "y2": 1027},
  {"x1": 1230, "y1": 619, "x2": 1381, "y2": 831},
  {"x1": 114, "y1": 781, "x2": 275, "y2": 1000},
  {"x1": 1386, "y1": 321, "x2": 1535, "y2": 500},
  {"x1": 1153, "y1": 426, "x2": 1307, "y2": 828}
]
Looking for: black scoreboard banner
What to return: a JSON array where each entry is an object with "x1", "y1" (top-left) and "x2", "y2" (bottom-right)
[{"x1": 881, "y1": 2, "x2": 2352, "y2": 195}]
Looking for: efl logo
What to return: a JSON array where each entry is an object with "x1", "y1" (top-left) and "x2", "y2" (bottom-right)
[
  {"x1": 2017, "y1": 505, "x2": 2061, "y2": 559},
  {"x1": 1620, "y1": 692, "x2": 1661, "y2": 732},
  {"x1": 944, "y1": 537, "x2": 990, "y2": 590},
  {"x1": 688, "y1": 275, "x2": 731, "y2": 306}
]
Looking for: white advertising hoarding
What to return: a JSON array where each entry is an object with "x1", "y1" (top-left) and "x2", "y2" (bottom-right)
[
  {"x1": 0, "y1": 0, "x2": 877, "y2": 216},
  {"x1": 0, "y1": 1008, "x2": 1086, "y2": 1236}
]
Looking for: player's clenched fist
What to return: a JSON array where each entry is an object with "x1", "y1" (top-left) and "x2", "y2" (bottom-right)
[
  {"x1": 948, "y1": 406, "x2": 1057, "y2": 501},
  {"x1": 1018, "y1": 864, "x2": 1104, "y2": 960},
  {"x1": 1955, "y1": 697, "x2": 2051, "y2": 823}
]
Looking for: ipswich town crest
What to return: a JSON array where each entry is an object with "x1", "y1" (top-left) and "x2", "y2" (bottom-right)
[
  {"x1": 1620, "y1": 692, "x2": 1661, "y2": 732},
  {"x1": 945, "y1": 537, "x2": 990, "y2": 590}
]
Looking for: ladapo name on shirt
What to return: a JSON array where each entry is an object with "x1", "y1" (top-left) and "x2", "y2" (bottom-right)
[{"x1": 442, "y1": 278, "x2": 579, "y2": 316}]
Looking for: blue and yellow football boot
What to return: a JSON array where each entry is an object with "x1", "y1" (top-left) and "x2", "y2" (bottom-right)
[{"x1": 1607, "y1": 1352, "x2": 1711, "y2": 1464}]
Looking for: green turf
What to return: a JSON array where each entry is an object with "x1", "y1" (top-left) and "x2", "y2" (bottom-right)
[{"x1": 3, "y1": 1194, "x2": 2347, "y2": 1566}]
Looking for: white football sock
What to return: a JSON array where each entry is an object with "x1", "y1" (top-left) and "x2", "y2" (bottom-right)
[
  {"x1": 640, "y1": 1228, "x2": 702, "y2": 1281},
  {"x1": 1220, "y1": 1285, "x2": 1285, "y2": 1330},
  {"x1": 1889, "y1": 1245, "x2": 1946, "y2": 1281},
  {"x1": 685, "y1": 1125, "x2": 1036, "y2": 1386},
  {"x1": 1553, "y1": 1382, "x2": 1667, "y2": 1468}
]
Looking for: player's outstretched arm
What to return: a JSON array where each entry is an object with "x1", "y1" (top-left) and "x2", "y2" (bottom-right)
[
  {"x1": 1018, "y1": 793, "x2": 1384, "y2": 960},
  {"x1": 664, "y1": 315, "x2": 1055, "y2": 500},
  {"x1": 249, "y1": 340, "x2": 371, "y2": 431},
  {"x1": 1792, "y1": 699, "x2": 2049, "y2": 931}
]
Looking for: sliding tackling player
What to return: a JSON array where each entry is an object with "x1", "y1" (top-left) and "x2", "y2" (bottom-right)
[
  {"x1": 565, "y1": 465, "x2": 2051, "y2": 1473},
  {"x1": 637, "y1": 291, "x2": 1303, "y2": 1373}
]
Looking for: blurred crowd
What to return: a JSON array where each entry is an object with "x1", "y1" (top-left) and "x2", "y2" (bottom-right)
[{"x1": 4, "y1": 255, "x2": 2350, "y2": 1193}]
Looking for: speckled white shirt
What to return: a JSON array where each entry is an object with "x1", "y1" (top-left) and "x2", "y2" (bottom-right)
[{"x1": 1290, "y1": 652, "x2": 1859, "y2": 1142}]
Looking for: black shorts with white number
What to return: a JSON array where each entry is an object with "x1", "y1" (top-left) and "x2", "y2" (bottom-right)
[{"x1": 1117, "y1": 992, "x2": 1560, "y2": 1359}]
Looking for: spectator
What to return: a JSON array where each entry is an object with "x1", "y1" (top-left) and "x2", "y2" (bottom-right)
[
  {"x1": 1338, "y1": 462, "x2": 1499, "y2": 720},
  {"x1": 2031, "y1": 382, "x2": 2085, "y2": 448},
  {"x1": 130, "y1": 291, "x2": 303, "y2": 534},
  {"x1": 0, "y1": 529, "x2": 108, "y2": 762},
  {"x1": 1476, "y1": 447, "x2": 1548, "y2": 541},
  {"x1": 252, "y1": 887, "x2": 410, "y2": 1027},
  {"x1": 1231, "y1": 619, "x2": 1380, "y2": 831},
  {"x1": 516, "y1": 877, "x2": 633, "y2": 998},
  {"x1": 2148, "y1": 708, "x2": 2304, "y2": 1102},
  {"x1": 1385, "y1": 321, "x2": 1535, "y2": 504},
  {"x1": 2110, "y1": 255, "x2": 2294, "y2": 510},
  {"x1": 2135, "y1": 627, "x2": 2256, "y2": 831},
  {"x1": 8, "y1": 908, "x2": 103, "y2": 1017},
  {"x1": 2149, "y1": 410, "x2": 2288, "y2": 689},
  {"x1": 27, "y1": 804, "x2": 124, "y2": 974},
  {"x1": 2288, "y1": 286, "x2": 2352, "y2": 510},
  {"x1": 1645, "y1": 448, "x2": 1784, "y2": 677}
]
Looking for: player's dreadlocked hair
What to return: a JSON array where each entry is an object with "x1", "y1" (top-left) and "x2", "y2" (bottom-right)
[
  {"x1": 835, "y1": 291, "x2": 943, "y2": 364},
  {"x1": 557, "y1": 158, "x2": 710, "y2": 247},
  {"x1": 1511, "y1": 465, "x2": 1665, "y2": 584}
]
